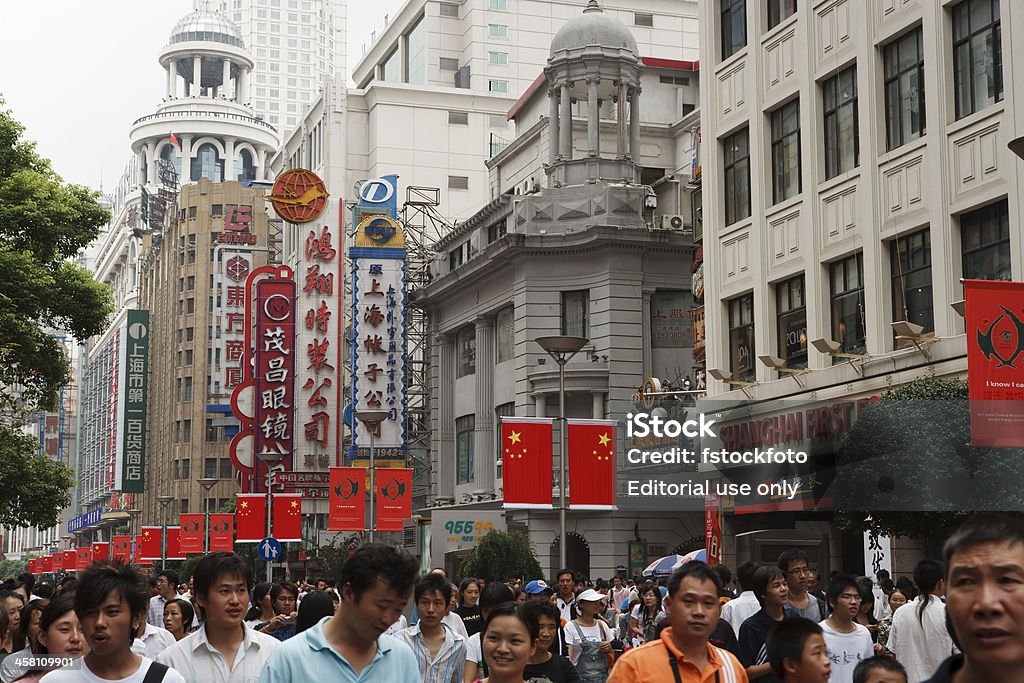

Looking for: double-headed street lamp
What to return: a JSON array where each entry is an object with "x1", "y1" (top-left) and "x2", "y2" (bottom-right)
[
  {"x1": 156, "y1": 495, "x2": 173, "y2": 569},
  {"x1": 355, "y1": 409, "x2": 390, "y2": 543},
  {"x1": 198, "y1": 477, "x2": 218, "y2": 553},
  {"x1": 535, "y1": 335, "x2": 589, "y2": 571}
]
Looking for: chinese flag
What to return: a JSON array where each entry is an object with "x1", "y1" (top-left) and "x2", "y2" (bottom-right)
[
  {"x1": 377, "y1": 468, "x2": 412, "y2": 532},
  {"x1": 52, "y1": 552, "x2": 63, "y2": 571},
  {"x1": 138, "y1": 526, "x2": 162, "y2": 560},
  {"x1": 567, "y1": 419, "x2": 617, "y2": 510},
  {"x1": 501, "y1": 418, "x2": 554, "y2": 509},
  {"x1": 62, "y1": 550, "x2": 76, "y2": 571},
  {"x1": 272, "y1": 493, "x2": 302, "y2": 542},
  {"x1": 111, "y1": 536, "x2": 131, "y2": 563},
  {"x1": 28, "y1": 559, "x2": 38, "y2": 573},
  {"x1": 166, "y1": 528, "x2": 184, "y2": 560},
  {"x1": 235, "y1": 494, "x2": 267, "y2": 543},
  {"x1": 92, "y1": 542, "x2": 110, "y2": 562},
  {"x1": 329, "y1": 467, "x2": 365, "y2": 531},
  {"x1": 40, "y1": 555, "x2": 52, "y2": 572},
  {"x1": 179, "y1": 514, "x2": 205, "y2": 554},
  {"x1": 209, "y1": 514, "x2": 234, "y2": 552},
  {"x1": 75, "y1": 546, "x2": 92, "y2": 571}
]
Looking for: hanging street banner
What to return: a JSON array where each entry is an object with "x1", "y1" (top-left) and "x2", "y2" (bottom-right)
[
  {"x1": 179, "y1": 514, "x2": 205, "y2": 555},
  {"x1": 705, "y1": 494, "x2": 722, "y2": 566},
  {"x1": 114, "y1": 310, "x2": 149, "y2": 493},
  {"x1": 328, "y1": 466, "x2": 365, "y2": 531},
  {"x1": 349, "y1": 175, "x2": 407, "y2": 465},
  {"x1": 965, "y1": 279, "x2": 1024, "y2": 446},
  {"x1": 209, "y1": 514, "x2": 235, "y2": 552},
  {"x1": 376, "y1": 467, "x2": 412, "y2": 531}
]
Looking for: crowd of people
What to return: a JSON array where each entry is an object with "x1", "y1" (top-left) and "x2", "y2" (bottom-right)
[{"x1": 0, "y1": 511, "x2": 1017, "y2": 682}]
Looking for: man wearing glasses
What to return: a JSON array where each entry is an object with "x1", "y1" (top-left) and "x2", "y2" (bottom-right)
[
  {"x1": 149, "y1": 570, "x2": 180, "y2": 627},
  {"x1": 777, "y1": 550, "x2": 825, "y2": 623}
]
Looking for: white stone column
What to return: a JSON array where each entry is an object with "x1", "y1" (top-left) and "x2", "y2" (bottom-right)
[
  {"x1": 239, "y1": 69, "x2": 249, "y2": 102},
  {"x1": 224, "y1": 138, "x2": 236, "y2": 181},
  {"x1": 629, "y1": 86, "x2": 641, "y2": 161},
  {"x1": 437, "y1": 334, "x2": 456, "y2": 499},
  {"x1": 169, "y1": 59, "x2": 178, "y2": 98},
  {"x1": 548, "y1": 88, "x2": 559, "y2": 166},
  {"x1": 592, "y1": 392, "x2": 605, "y2": 420},
  {"x1": 146, "y1": 143, "x2": 158, "y2": 185},
  {"x1": 181, "y1": 136, "x2": 193, "y2": 183},
  {"x1": 257, "y1": 147, "x2": 268, "y2": 180},
  {"x1": 616, "y1": 82, "x2": 627, "y2": 159},
  {"x1": 222, "y1": 59, "x2": 232, "y2": 99},
  {"x1": 474, "y1": 316, "x2": 495, "y2": 492},
  {"x1": 192, "y1": 56, "x2": 202, "y2": 96},
  {"x1": 587, "y1": 77, "x2": 599, "y2": 157},
  {"x1": 534, "y1": 394, "x2": 547, "y2": 418},
  {"x1": 559, "y1": 82, "x2": 572, "y2": 160},
  {"x1": 137, "y1": 151, "x2": 147, "y2": 187}
]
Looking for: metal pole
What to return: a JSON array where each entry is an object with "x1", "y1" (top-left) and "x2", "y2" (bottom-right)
[
  {"x1": 266, "y1": 487, "x2": 273, "y2": 583},
  {"x1": 558, "y1": 357, "x2": 567, "y2": 571},
  {"x1": 369, "y1": 430, "x2": 376, "y2": 543}
]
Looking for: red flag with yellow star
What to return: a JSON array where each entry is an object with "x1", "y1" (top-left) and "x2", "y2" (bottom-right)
[
  {"x1": 236, "y1": 493, "x2": 267, "y2": 543},
  {"x1": 567, "y1": 419, "x2": 617, "y2": 510},
  {"x1": 501, "y1": 417, "x2": 554, "y2": 509},
  {"x1": 138, "y1": 526, "x2": 162, "y2": 560},
  {"x1": 272, "y1": 493, "x2": 303, "y2": 541}
]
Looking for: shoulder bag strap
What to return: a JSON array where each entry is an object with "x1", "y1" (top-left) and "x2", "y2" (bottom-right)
[{"x1": 142, "y1": 661, "x2": 169, "y2": 683}]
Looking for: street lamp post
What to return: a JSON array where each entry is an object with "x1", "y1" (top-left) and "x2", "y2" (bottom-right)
[
  {"x1": 355, "y1": 409, "x2": 390, "y2": 543},
  {"x1": 535, "y1": 335, "x2": 589, "y2": 571},
  {"x1": 198, "y1": 478, "x2": 218, "y2": 553},
  {"x1": 156, "y1": 495, "x2": 173, "y2": 569}
]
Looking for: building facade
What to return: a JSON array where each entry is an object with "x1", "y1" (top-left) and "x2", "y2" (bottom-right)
[{"x1": 697, "y1": 0, "x2": 1023, "y2": 570}]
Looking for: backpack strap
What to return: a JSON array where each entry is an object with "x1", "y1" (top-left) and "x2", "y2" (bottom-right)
[{"x1": 143, "y1": 662, "x2": 169, "y2": 683}]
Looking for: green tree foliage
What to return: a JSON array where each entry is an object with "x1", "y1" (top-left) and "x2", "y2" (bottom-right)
[
  {"x1": 0, "y1": 559, "x2": 28, "y2": 580},
  {"x1": 458, "y1": 530, "x2": 542, "y2": 583},
  {"x1": 0, "y1": 98, "x2": 112, "y2": 528},
  {"x1": 834, "y1": 374, "x2": 1024, "y2": 544}
]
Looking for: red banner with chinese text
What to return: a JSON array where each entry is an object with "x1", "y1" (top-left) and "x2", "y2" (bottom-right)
[
  {"x1": 329, "y1": 467, "x2": 365, "y2": 531},
  {"x1": 376, "y1": 468, "x2": 412, "y2": 532},
  {"x1": 236, "y1": 494, "x2": 267, "y2": 543},
  {"x1": 111, "y1": 536, "x2": 131, "y2": 563},
  {"x1": 209, "y1": 514, "x2": 235, "y2": 552},
  {"x1": 567, "y1": 419, "x2": 617, "y2": 510},
  {"x1": 255, "y1": 278, "x2": 296, "y2": 465},
  {"x1": 965, "y1": 279, "x2": 1024, "y2": 446},
  {"x1": 501, "y1": 418, "x2": 554, "y2": 509},
  {"x1": 179, "y1": 514, "x2": 204, "y2": 554},
  {"x1": 705, "y1": 494, "x2": 722, "y2": 567},
  {"x1": 272, "y1": 493, "x2": 302, "y2": 542},
  {"x1": 52, "y1": 552, "x2": 63, "y2": 572}
]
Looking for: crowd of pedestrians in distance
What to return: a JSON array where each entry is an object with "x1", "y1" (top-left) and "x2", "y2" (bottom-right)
[{"x1": 0, "y1": 512, "x2": 1018, "y2": 681}]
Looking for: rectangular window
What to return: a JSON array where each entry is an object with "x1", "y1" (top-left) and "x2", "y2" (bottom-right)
[
  {"x1": 488, "y1": 24, "x2": 508, "y2": 38},
  {"x1": 182, "y1": 419, "x2": 192, "y2": 441},
  {"x1": 185, "y1": 350, "x2": 193, "y2": 366},
  {"x1": 953, "y1": 0, "x2": 1003, "y2": 119},
  {"x1": 729, "y1": 294, "x2": 755, "y2": 382},
  {"x1": 449, "y1": 175, "x2": 469, "y2": 190},
  {"x1": 220, "y1": 458, "x2": 233, "y2": 478},
  {"x1": 404, "y1": 14, "x2": 426, "y2": 85},
  {"x1": 489, "y1": 0, "x2": 507, "y2": 9},
  {"x1": 884, "y1": 29, "x2": 926, "y2": 150},
  {"x1": 488, "y1": 80, "x2": 509, "y2": 93},
  {"x1": 206, "y1": 418, "x2": 218, "y2": 442},
  {"x1": 456, "y1": 415, "x2": 475, "y2": 484},
  {"x1": 561, "y1": 290, "x2": 589, "y2": 338},
  {"x1": 457, "y1": 325, "x2": 476, "y2": 377},
  {"x1": 173, "y1": 460, "x2": 180, "y2": 480},
  {"x1": 723, "y1": 128, "x2": 751, "y2": 225},
  {"x1": 180, "y1": 499, "x2": 190, "y2": 515},
  {"x1": 381, "y1": 48, "x2": 400, "y2": 82},
  {"x1": 721, "y1": 0, "x2": 747, "y2": 60},
  {"x1": 771, "y1": 99, "x2": 801, "y2": 204},
  {"x1": 496, "y1": 306, "x2": 514, "y2": 363},
  {"x1": 181, "y1": 459, "x2": 190, "y2": 478},
  {"x1": 823, "y1": 66, "x2": 859, "y2": 179},
  {"x1": 768, "y1": 0, "x2": 797, "y2": 29},
  {"x1": 634, "y1": 12, "x2": 654, "y2": 27},
  {"x1": 891, "y1": 229, "x2": 933, "y2": 342},
  {"x1": 439, "y1": 2, "x2": 459, "y2": 17},
  {"x1": 186, "y1": 298, "x2": 195, "y2": 314},
  {"x1": 448, "y1": 111, "x2": 469, "y2": 125},
  {"x1": 204, "y1": 458, "x2": 218, "y2": 479},
  {"x1": 776, "y1": 276, "x2": 807, "y2": 368},
  {"x1": 183, "y1": 377, "x2": 193, "y2": 402},
  {"x1": 830, "y1": 253, "x2": 866, "y2": 355},
  {"x1": 961, "y1": 200, "x2": 1011, "y2": 281},
  {"x1": 488, "y1": 51, "x2": 509, "y2": 65},
  {"x1": 440, "y1": 57, "x2": 459, "y2": 71}
]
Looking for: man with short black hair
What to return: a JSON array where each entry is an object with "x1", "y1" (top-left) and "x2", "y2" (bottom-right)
[
  {"x1": 740, "y1": 565, "x2": 796, "y2": 682},
  {"x1": 258, "y1": 544, "x2": 419, "y2": 682},
  {"x1": 158, "y1": 552, "x2": 279, "y2": 682},
  {"x1": 778, "y1": 550, "x2": 824, "y2": 623},
  {"x1": 42, "y1": 560, "x2": 187, "y2": 683},
  {"x1": 149, "y1": 570, "x2": 179, "y2": 627},
  {"x1": 397, "y1": 574, "x2": 464, "y2": 683},
  {"x1": 524, "y1": 601, "x2": 581, "y2": 683},
  {"x1": 257, "y1": 583, "x2": 299, "y2": 641},
  {"x1": 819, "y1": 576, "x2": 874, "y2": 683}
]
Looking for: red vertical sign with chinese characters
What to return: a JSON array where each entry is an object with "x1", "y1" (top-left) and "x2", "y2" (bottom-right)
[
  {"x1": 255, "y1": 278, "x2": 296, "y2": 466},
  {"x1": 704, "y1": 494, "x2": 722, "y2": 566}
]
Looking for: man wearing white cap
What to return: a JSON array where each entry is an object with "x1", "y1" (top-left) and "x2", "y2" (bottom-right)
[{"x1": 566, "y1": 589, "x2": 615, "y2": 683}]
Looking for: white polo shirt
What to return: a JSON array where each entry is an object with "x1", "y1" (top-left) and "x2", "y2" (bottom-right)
[{"x1": 157, "y1": 622, "x2": 279, "y2": 683}]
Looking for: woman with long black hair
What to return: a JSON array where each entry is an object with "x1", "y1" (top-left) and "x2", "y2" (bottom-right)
[
  {"x1": 885, "y1": 559, "x2": 956, "y2": 682},
  {"x1": 456, "y1": 578, "x2": 483, "y2": 637}
]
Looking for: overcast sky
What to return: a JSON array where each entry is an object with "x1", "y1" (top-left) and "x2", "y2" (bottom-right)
[{"x1": 0, "y1": 1, "x2": 403, "y2": 192}]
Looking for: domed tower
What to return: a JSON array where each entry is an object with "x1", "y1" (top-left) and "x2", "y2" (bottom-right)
[
  {"x1": 129, "y1": 8, "x2": 279, "y2": 188},
  {"x1": 545, "y1": 0, "x2": 642, "y2": 187}
]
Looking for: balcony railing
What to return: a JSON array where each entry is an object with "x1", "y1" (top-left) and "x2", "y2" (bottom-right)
[{"x1": 133, "y1": 109, "x2": 277, "y2": 133}]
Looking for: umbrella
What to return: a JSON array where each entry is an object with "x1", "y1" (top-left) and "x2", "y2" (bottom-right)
[{"x1": 641, "y1": 549, "x2": 708, "y2": 577}]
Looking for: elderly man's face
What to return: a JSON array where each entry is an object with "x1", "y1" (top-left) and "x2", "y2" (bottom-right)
[{"x1": 946, "y1": 540, "x2": 1024, "y2": 669}]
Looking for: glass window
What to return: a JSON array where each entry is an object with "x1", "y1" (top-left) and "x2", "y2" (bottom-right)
[
  {"x1": 953, "y1": 0, "x2": 1003, "y2": 119},
  {"x1": 404, "y1": 15, "x2": 425, "y2": 84},
  {"x1": 440, "y1": 2, "x2": 459, "y2": 17},
  {"x1": 220, "y1": 458, "x2": 233, "y2": 478},
  {"x1": 635, "y1": 12, "x2": 654, "y2": 27},
  {"x1": 961, "y1": 200, "x2": 1011, "y2": 281},
  {"x1": 729, "y1": 294, "x2": 755, "y2": 381},
  {"x1": 488, "y1": 24, "x2": 508, "y2": 38},
  {"x1": 183, "y1": 377, "x2": 193, "y2": 401},
  {"x1": 891, "y1": 229, "x2": 933, "y2": 342},
  {"x1": 206, "y1": 418, "x2": 218, "y2": 442},
  {"x1": 496, "y1": 306, "x2": 515, "y2": 363},
  {"x1": 182, "y1": 419, "x2": 192, "y2": 441},
  {"x1": 823, "y1": 66, "x2": 859, "y2": 179},
  {"x1": 456, "y1": 415, "x2": 475, "y2": 484},
  {"x1": 561, "y1": 290, "x2": 589, "y2": 338},
  {"x1": 721, "y1": 0, "x2": 747, "y2": 60},
  {"x1": 768, "y1": 0, "x2": 797, "y2": 29},
  {"x1": 457, "y1": 325, "x2": 476, "y2": 377},
  {"x1": 723, "y1": 128, "x2": 750, "y2": 225},
  {"x1": 488, "y1": 51, "x2": 509, "y2": 65},
  {"x1": 181, "y1": 459, "x2": 190, "y2": 478},
  {"x1": 440, "y1": 57, "x2": 459, "y2": 71},
  {"x1": 180, "y1": 499, "x2": 190, "y2": 515},
  {"x1": 830, "y1": 253, "x2": 866, "y2": 355},
  {"x1": 236, "y1": 149, "x2": 256, "y2": 182},
  {"x1": 449, "y1": 176, "x2": 470, "y2": 190},
  {"x1": 186, "y1": 298, "x2": 195, "y2": 314},
  {"x1": 884, "y1": 29, "x2": 926, "y2": 150},
  {"x1": 204, "y1": 457, "x2": 217, "y2": 479},
  {"x1": 771, "y1": 99, "x2": 801, "y2": 204},
  {"x1": 488, "y1": 80, "x2": 509, "y2": 93},
  {"x1": 448, "y1": 111, "x2": 469, "y2": 125},
  {"x1": 191, "y1": 143, "x2": 224, "y2": 182},
  {"x1": 381, "y1": 48, "x2": 400, "y2": 82},
  {"x1": 489, "y1": 0, "x2": 507, "y2": 9},
  {"x1": 776, "y1": 276, "x2": 807, "y2": 368}
]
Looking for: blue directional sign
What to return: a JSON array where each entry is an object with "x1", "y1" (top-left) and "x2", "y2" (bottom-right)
[{"x1": 257, "y1": 537, "x2": 282, "y2": 562}]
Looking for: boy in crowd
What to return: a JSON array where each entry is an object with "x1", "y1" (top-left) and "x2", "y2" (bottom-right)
[
  {"x1": 819, "y1": 577, "x2": 874, "y2": 683},
  {"x1": 158, "y1": 552, "x2": 279, "y2": 682},
  {"x1": 397, "y1": 574, "x2": 465, "y2": 683},
  {"x1": 765, "y1": 617, "x2": 831, "y2": 683},
  {"x1": 851, "y1": 657, "x2": 907, "y2": 683},
  {"x1": 524, "y1": 601, "x2": 581, "y2": 683},
  {"x1": 739, "y1": 565, "x2": 796, "y2": 683},
  {"x1": 256, "y1": 583, "x2": 299, "y2": 641}
]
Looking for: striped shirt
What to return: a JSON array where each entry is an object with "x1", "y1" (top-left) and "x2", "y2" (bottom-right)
[
  {"x1": 157, "y1": 622, "x2": 280, "y2": 683},
  {"x1": 396, "y1": 622, "x2": 465, "y2": 683},
  {"x1": 606, "y1": 630, "x2": 748, "y2": 683}
]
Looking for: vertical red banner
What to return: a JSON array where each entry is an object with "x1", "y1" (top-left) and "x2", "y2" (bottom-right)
[
  {"x1": 235, "y1": 494, "x2": 267, "y2": 543},
  {"x1": 111, "y1": 536, "x2": 131, "y2": 563},
  {"x1": 75, "y1": 546, "x2": 91, "y2": 571},
  {"x1": 40, "y1": 556, "x2": 52, "y2": 572},
  {"x1": 567, "y1": 419, "x2": 617, "y2": 510},
  {"x1": 501, "y1": 418, "x2": 554, "y2": 509},
  {"x1": 329, "y1": 467, "x2": 365, "y2": 531},
  {"x1": 63, "y1": 550, "x2": 76, "y2": 571},
  {"x1": 272, "y1": 493, "x2": 303, "y2": 542},
  {"x1": 179, "y1": 514, "x2": 205, "y2": 554},
  {"x1": 28, "y1": 559, "x2": 38, "y2": 573},
  {"x1": 965, "y1": 279, "x2": 1024, "y2": 446},
  {"x1": 376, "y1": 468, "x2": 412, "y2": 532},
  {"x1": 139, "y1": 526, "x2": 162, "y2": 560},
  {"x1": 52, "y1": 552, "x2": 63, "y2": 572},
  {"x1": 166, "y1": 528, "x2": 184, "y2": 560},
  {"x1": 209, "y1": 514, "x2": 235, "y2": 552},
  {"x1": 705, "y1": 494, "x2": 722, "y2": 566},
  {"x1": 92, "y1": 542, "x2": 110, "y2": 562}
]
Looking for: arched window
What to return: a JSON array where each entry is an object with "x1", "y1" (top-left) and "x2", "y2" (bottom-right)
[
  {"x1": 191, "y1": 143, "x2": 224, "y2": 182},
  {"x1": 159, "y1": 144, "x2": 181, "y2": 181},
  {"x1": 236, "y1": 148, "x2": 256, "y2": 182}
]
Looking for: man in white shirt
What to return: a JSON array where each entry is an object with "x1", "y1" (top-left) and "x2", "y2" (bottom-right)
[
  {"x1": 158, "y1": 552, "x2": 279, "y2": 683},
  {"x1": 148, "y1": 570, "x2": 179, "y2": 628},
  {"x1": 137, "y1": 619, "x2": 176, "y2": 660},
  {"x1": 555, "y1": 569, "x2": 577, "y2": 624},
  {"x1": 721, "y1": 561, "x2": 761, "y2": 639},
  {"x1": 42, "y1": 560, "x2": 187, "y2": 683},
  {"x1": 397, "y1": 575, "x2": 465, "y2": 683},
  {"x1": 819, "y1": 577, "x2": 875, "y2": 683},
  {"x1": 609, "y1": 576, "x2": 629, "y2": 617},
  {"x1": 886, "y1": 559, "x2": 956, "y2": 682}
]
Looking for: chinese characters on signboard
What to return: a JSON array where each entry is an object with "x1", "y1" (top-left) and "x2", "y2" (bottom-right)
[
  {"x1": 255, "y1": 279, "x2": 296, "y2": 465},
  {"x1": 220, "y1": 252, "x2": 251, "y2": 394},
  {"x1": 114, "y1": 310, "x2": 150, "y2": 493},
  {"x1": 651, "y1": 290, "x2": 693, "y2": 348}
]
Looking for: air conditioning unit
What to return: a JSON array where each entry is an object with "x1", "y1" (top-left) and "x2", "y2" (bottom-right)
[{"x1": 661, "y1": 214, "x2": 686, "y2": 230}]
